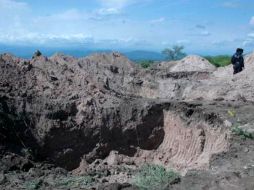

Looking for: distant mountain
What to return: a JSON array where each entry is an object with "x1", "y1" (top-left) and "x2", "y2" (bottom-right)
[
  {"x1": 0, "y1": 44, "x2": 165, "y2": 61},
  {"x1": 0, "y1": 45, "x2": 109, "y2": 58},
  {"x1": 123, "y1": 50, "x2": 165, "y2": 61}
]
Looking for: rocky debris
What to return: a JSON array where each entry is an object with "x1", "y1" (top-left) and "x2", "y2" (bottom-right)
[{"x1": 1, "y1": 51, "x2": 254, "y2": 189}]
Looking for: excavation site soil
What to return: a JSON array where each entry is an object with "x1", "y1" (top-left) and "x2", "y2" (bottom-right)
[{"x1": 0, "y1": 52, "x2": 254, "y2": 190}]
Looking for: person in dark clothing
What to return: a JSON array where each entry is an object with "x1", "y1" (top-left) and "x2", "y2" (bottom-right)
[{"x1": 231, "y1": 48, "x2": 244, "y2": 74}]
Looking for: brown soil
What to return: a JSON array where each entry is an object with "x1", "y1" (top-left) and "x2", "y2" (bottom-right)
[{"x1": 0, "y1": 52, "x2": 254, "y2": 190}]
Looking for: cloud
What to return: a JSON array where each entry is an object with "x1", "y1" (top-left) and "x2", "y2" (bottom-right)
[
  {"x1": 189, "y1": 31, "x2": 211, "y2": 37},
  {"x1": 0, "y1": 0, "x2": 29, "y2": 19},
  {"x1": 0, "y1": 0, "x2": 28, "y2": 10},
  {"x1": 250, "y1": 16, "x2": 254, "y2": 25},
  {"x1": 243, "y1": 39, "x2": 254, "y2": 47},
  {"x1": 97, "y1": 8, "x2": 121, "y2": 16},
  {"x1": 0, "y1": 0, "x2": 31, "y2": 37},
  {"x1": 98, "y1": 0, "x2": 137, "y2": 9},
  {"x1": 200, "y1": 31, "x2": 211, "y2": 36},
  {"x1": 41, "y1": 9, "x2": 85, "y2": 21},
  {"x1": 96, "y1": 0, "x2": 138, "y2": 14},
  {"x1": 149, "y1": 17, "x2": 165, "y2": 24},
  {"x1": 176, "y1": 39, "x2": 190, "y2": 45},
  {"x1": 0, "y1": 33, "x2": 93, "y2": 45},
  {"x1": 195, "y1": 24, "x2": 206, "y2": 29},
  {"x1": 222, "y1": 1, "x2": 240, "y2": 8},
  {"x1": 243, "y1": 33, "x2": 254, "y2": 47},
  {"x1": 247, "y1": 33, "x2": 254, "y2": 38}
]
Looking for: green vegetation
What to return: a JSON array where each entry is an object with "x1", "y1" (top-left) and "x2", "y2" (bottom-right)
[
  {"x1": 136, "y1": 60, "x2": 155, "y2": 68},
  {"x1": 204, "y1": 55, "x2": 231, "y2": 67},
  {"x1": 227, "y1": 109, "x2": 253, "y2": 140},
  {"x1": 134, "y1": 164, "x2": 180, "y2": 190},
  {"x1": 227, "y1": 109, "x2": 236, "y2": 118},
  {"x1": 162, "y1": 45, "x2": 187, "y2": 61},
  {"x1": 24, "y1": 179, "x2": 43, "y2": 190},
  {"x1": 24, "y1": 175, "x2": 94, "y2": 189},
  {"x1": 231, "y1": 125, "x2": 253, "y2": 140},
  {"x1": 55, "y1": 175, "x2": 93, "y2": 189}
]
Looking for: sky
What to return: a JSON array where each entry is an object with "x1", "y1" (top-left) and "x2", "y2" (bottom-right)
[{"x1": 0, "y1": 0, "x2": 254, "y2": 54}]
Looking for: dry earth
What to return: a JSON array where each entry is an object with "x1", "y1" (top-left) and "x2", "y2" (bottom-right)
[{"x1": 0, "y1": 51, "x2": 254, "y2": 189}]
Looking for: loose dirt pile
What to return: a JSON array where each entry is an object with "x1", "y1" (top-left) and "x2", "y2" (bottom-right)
[{"x1": 170, "y1": 55, "x2": 216, "y2": 72}]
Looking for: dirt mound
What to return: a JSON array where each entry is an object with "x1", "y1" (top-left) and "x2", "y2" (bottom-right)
[
  {"x1": 170, "y1": 55, "x2": 216, "y2": 72},
  {"x1": 245, "y1": 51, "x2": 254, "y2": 64}
]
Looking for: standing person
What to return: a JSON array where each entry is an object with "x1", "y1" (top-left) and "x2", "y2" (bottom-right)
[{"x1": 231, "y1": 48, "x2": 244, "y2": 74}]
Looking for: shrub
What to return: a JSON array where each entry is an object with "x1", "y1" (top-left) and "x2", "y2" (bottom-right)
[
  {"x1": 231, "y1": 126, "x2": 253, "y2": 140},
  {"x1": 133, "y1": 164, "x2": 180, "y2": 190},
  {"x1": 136, "y1": 60, "x2": 154, "y2": 68},
  {"x1": 24, "y1": 179, "x2": 43, "y2": 190},
  {"x1": 204, "y1": 55, "x2": 231, "y2": 67},
  {"x1": 55, "y1": 175, "x2": 93, "y2": 189}
]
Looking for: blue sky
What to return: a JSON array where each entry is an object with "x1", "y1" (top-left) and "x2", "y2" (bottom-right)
[{"x1": 0, "y1": 0, "x2": 254, "y2": 54}]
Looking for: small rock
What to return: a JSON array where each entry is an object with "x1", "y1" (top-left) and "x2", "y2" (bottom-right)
[
  {"x1": 244, "y1": 148, "x2": 249, "y2": 153},
  {"x1": 224, "y1": 120, "x2": 232, "y2": 127},
  {"x1": 0, "y1": 173, "x2": 7, "y2": 185},
  {"x1": 102, "y1": 178, "x2": 108, "y2": 183},
  {"x1": 104, "y1": 169, "x2": 111, "y2": 176},
  {"x1": 50, "y1": 75, "x2": 58, "y2": 81}
]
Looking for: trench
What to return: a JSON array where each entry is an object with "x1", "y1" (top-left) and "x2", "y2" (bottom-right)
[
  {"x1": 131, "y1": 110, "x2": 229, "y2": 174},
  {"x1": 1, "y1": 98, "x2": 230, "y2": 174},
  {"x1": 96, "y1": 104, "x2": 230, "y2": 175}
]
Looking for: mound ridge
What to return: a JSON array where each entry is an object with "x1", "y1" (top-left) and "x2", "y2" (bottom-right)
[{"x1": 171, "y1": 55, "x2": 216, "y2": 72}]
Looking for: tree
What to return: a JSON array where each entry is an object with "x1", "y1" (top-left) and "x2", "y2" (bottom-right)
[{"x1": 162, "y1": 45, "x2": 187, "y2": 61}]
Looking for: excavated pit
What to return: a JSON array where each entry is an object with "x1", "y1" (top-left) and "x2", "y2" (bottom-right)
[
  {"x1": 74, "y1": 102, "x2": 230, "y2": 176},
  {"x1": 132, "y1": 110, "x2": 229, "y2": 174}
]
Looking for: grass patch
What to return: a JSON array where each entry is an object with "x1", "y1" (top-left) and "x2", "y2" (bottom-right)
[
  {"x1": 204, "y1": 55, "x2": 231, "y2": 67},
  {"x1": 24, "y1": 179, "x2": 43, "y2": 190},
  {"x1": 136, "y1": 60, "x2": 154, "y2": 69},
  {"x1": 55, "y1": 175, "x2": 93, "y2": 189},
  {"x1": 227, "y1": 109, "x2": 236, "y2": 118},
  {"x1": 24, "y1": 175, "x2": 94, "y2": 189},
  {"x1": 133, "y1": 164, "x2": 180, "y2": 190},
  {"x1": 231, "y1": 125, "x2": 253, "y2": 140}
]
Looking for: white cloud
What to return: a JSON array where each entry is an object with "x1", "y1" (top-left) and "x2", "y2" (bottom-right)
[
  {"x1": 97, "y1": 8, "x2": 121, "y2": 16},
  {"x1": 248, "y1": 33, "x2": 254, "y2": 38},
  {"x1": 243, "y1": 39, "x2": 254, "y2": 47},
  {"x1": 195, "y1": 24, "x2": 206, "y2": 29},
  {"x1": 250, "y1": 16, "x2": 254, "y2": 25},
  {"x1": 0, "y1": 0, "x2": 28, "y2": 10},
  {"x1": 243, "y1": 33, "x2": 254, "y2": 47},
  {"x1": 149, "y1": 17, "x2": 165, "y2": 24},
  {"x1": 222, "y1": 1, "x2": 240, "y2": 8},
  {"x1": 176, "y1": 39, "x2": 190, "y2": 45},
  {"x1": 0, "y1": 33, "x2": 93, "y2": 45},
  {"x1": 0, "y1": 0, "x2": 31, "y2": 39},
  {"x1": 200, "y1": 31, "x2": 211, "y2": 36},
  {"x1": 98, "y1": 0, "x2": 136, "y2": 9},
  {"x1": 33, "y1": 9, "x2": 88, "y2": 23},
  {"x1": 96, "y1": 0, "x2": 140, "y2": 15},
  {"x1": 189, "y1": 30, "x2": 211, "y2": 37}
]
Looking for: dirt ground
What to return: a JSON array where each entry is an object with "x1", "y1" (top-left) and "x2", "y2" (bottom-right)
[{"x1": 0, "y1": 52, "x2": 254, "y2": 189}]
